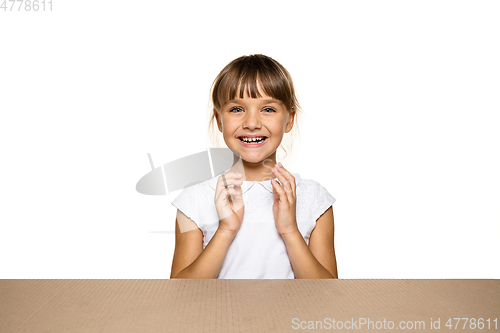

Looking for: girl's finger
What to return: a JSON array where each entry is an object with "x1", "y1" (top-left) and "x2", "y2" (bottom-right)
[
  {"x1": 216, "y1": 184, "x2": 242, "y2": 201},
  {"x1": 278, "y1": 164, "x2": 296, "y2": 199},
  {"x1": 278, "y1": 163, "x2": 295, "y2": 186},
  {"x1": 272, "y1": 166, "x2": 295, "y2": 202},
  {"x1": 271, "y1": 179, "x2": 288, "y2": 206},
  {"x1": 215, "y1": 187, "x2": 244, "y2": 215},
  {"x1": 271, "y1": 178, "x2": 279, "y2": 202},
  {"x1": 216, "y1": 174, "x2": 243, "y2": 192},
  {"x1": 218, "y1": 172, "x2": 242, "y2": 185}
]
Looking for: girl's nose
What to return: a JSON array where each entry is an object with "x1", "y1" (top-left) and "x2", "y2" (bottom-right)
[{"x1": 242, "y1": 111, "x2": 261, "y2": 130}]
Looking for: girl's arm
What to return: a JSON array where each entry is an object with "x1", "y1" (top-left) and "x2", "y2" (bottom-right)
[
  {"x1": 170, "y1": 210, "x2": 236, "y2": 279},
  {"x1": 271, "y1": 164, "x2": 337, "y2": 279},
  {"x1": 281, "y1": 206, "x2": 338, "y2": 279}
]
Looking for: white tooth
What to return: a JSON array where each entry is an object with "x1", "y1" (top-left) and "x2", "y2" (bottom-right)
[{"x1": 241, "y1": 137, "x2": 264, "y2": 143}]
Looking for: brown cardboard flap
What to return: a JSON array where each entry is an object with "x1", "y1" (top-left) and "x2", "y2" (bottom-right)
[{"x1": 1, "y1": 279, "x2": 499, "y2": 332}]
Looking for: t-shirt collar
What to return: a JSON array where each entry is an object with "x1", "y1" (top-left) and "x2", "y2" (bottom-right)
[{"x1": 208, "y1": 172, "x2": 301, "y2": 194}]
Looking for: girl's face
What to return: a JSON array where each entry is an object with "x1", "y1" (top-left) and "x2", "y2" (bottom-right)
[{"x1": 216, "y1": 85, "x2": 294, "y2": 165}]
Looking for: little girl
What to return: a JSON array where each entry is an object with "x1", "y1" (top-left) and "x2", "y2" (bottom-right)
[{"x1": 170, "y1": 54, "x2": 337, "y2": 279}]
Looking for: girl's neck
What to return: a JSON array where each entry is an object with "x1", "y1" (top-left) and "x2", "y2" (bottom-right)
[{"x1": 229, "y1": 154, "x2": 277, "y2": 182}]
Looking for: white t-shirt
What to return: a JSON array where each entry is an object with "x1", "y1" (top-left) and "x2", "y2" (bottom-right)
[{"x1": 171, "y1": 172, "x2": 336, "y2": 279}]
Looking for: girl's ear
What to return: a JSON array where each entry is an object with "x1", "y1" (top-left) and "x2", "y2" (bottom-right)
[
  {"x1": 215, "y1": 111, "x2": 223, "y2": 132},
  {"x1": 285, "y1": 109, "x2": 295, "y2": 133}
]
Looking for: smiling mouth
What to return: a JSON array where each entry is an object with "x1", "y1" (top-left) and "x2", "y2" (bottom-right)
[{"x1": 238, "y1": 136, "x2": 268, "y2": 144}]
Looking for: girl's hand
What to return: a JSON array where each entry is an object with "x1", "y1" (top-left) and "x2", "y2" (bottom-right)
[
  {"x1": 214, "y1": 171, "x2": 245, "y2": 234},
  {"x1": 271, "y1": 163, "x2": 299, "y2": 236}
]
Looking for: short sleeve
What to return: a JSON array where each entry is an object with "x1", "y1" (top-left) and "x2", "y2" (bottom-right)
[
  {"x1": 171, "y1": 185, "x2": 201, "y2": 229},
  {"x1": 313, "y1": 182, "x2": 336, "y2": 222}
]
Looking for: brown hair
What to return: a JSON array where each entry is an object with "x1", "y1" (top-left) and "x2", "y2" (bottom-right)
[{"x1": 208, "y1": 54, "x2": 302, "y2": 157}]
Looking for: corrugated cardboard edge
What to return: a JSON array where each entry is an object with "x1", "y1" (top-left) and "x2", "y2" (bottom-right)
[{"x1": 1, "y1": 279, "x2": 499, "y2": 332}]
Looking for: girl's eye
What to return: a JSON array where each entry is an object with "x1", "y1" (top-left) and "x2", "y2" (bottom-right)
[{"x1": 229, "y1": 107, "x2": 276, "y2": 113}]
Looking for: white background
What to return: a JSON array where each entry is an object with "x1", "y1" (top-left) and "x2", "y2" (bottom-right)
[{"x1": 1, "y1": 0, "x2": 498, "y2": 278}]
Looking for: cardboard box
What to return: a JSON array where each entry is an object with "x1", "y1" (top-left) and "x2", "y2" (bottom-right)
[{"x1": 1, "y1": 279, "x2": 498, "y2": 332}]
